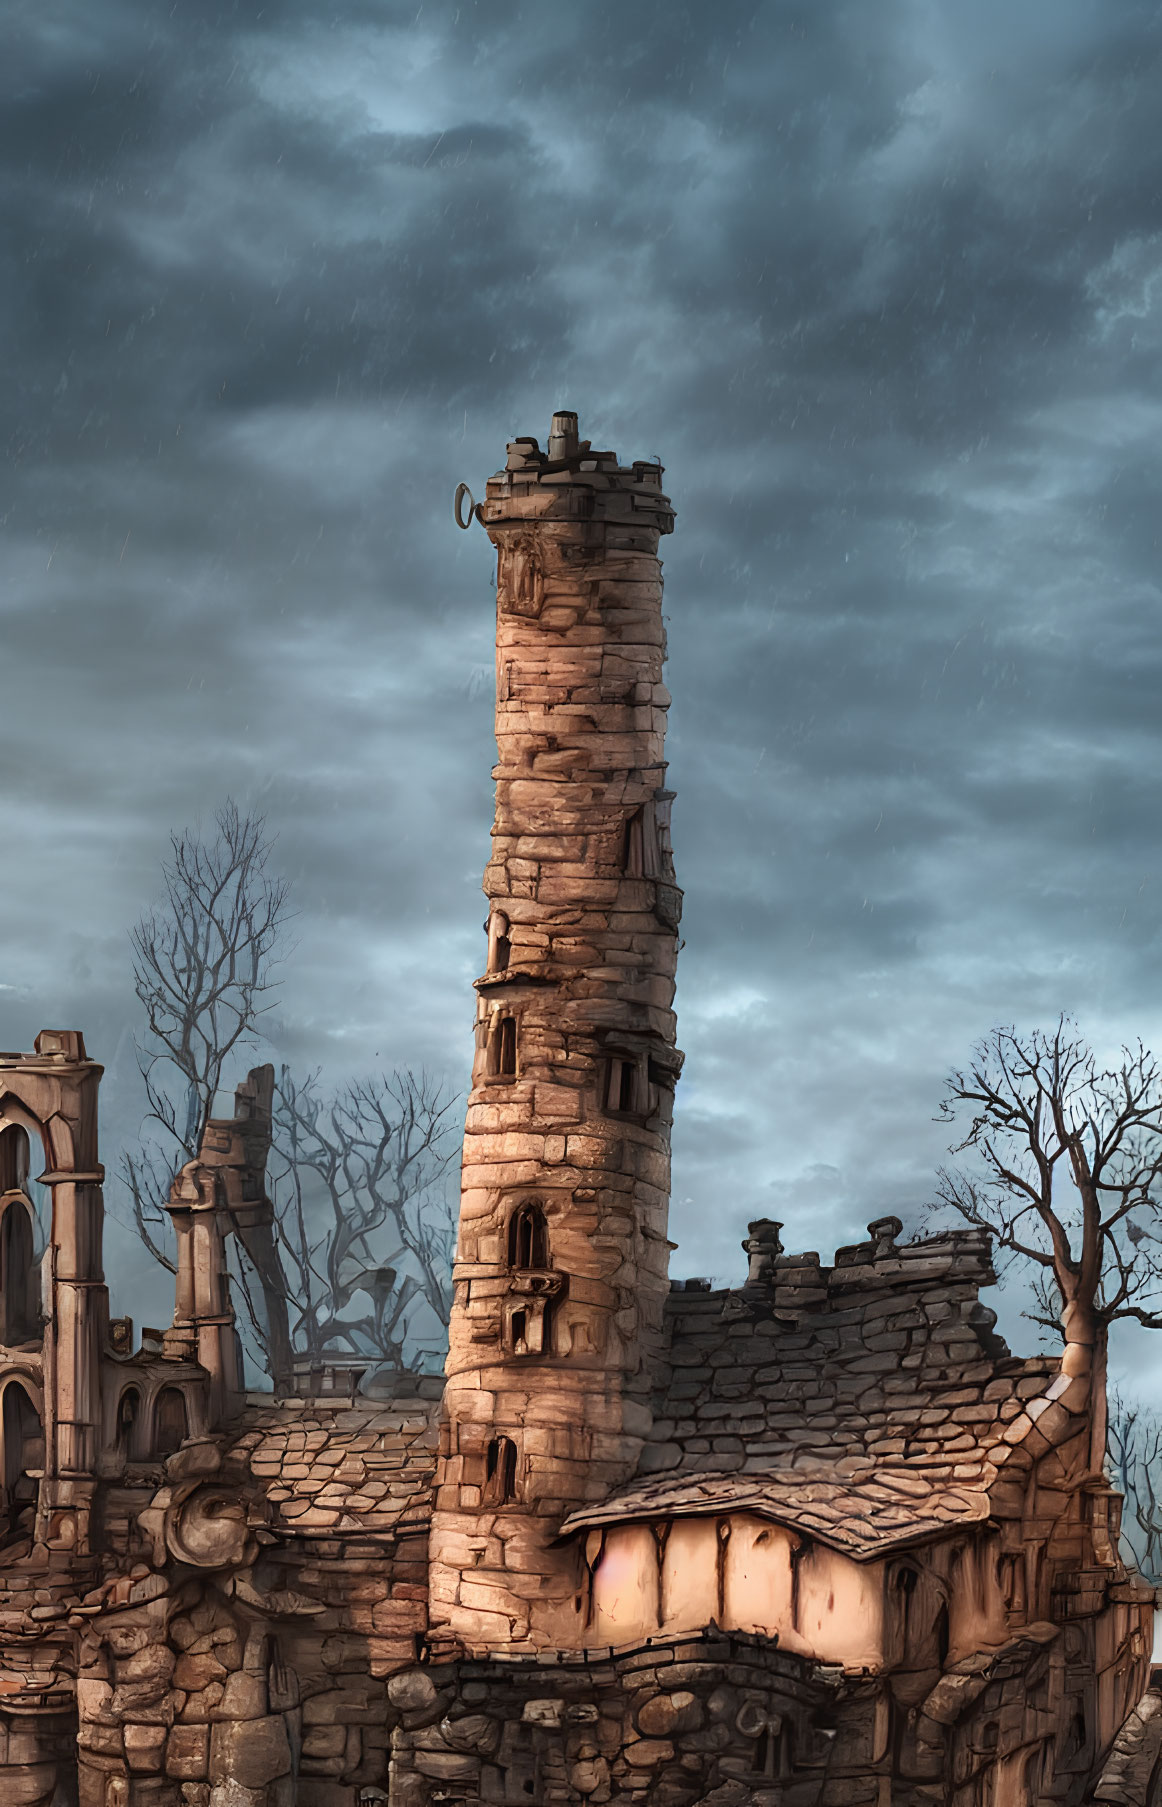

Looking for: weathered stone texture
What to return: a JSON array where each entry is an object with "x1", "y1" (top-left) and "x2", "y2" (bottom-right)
[{"x1": 430, "y1": 414, "x2": 683, "y2": 1653}]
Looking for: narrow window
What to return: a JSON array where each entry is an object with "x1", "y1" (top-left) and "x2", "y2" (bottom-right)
[
  {"x1": 622, "y1": 804, "x2": 659, "y2": 878},
  {"x1": 511, "y1": 1309, "x2": 528, "y2": 1353},
  {"x1": 508, "y1": 1202, "x2": 548, "y2": 1270},
  {"x1": 487, "y1": 911, "x2": 512, "y2": 974},
  {"x1": 0, "y1": 1125, "x2": 31, "y2": 1194},
  {"x1": 624, "y1": 809, "x2": 645, "y2": 877},
  {"x1": 483, "y1": 1436, "x2": 518, "y2": 1504},
  {"x1": 486, "y1": 1015, "x2": 518, "y2": 1080},
  {"x1": 0, "y1": 1200, "x2": 37, "y2": 1346},
  {"x1": 935, "y1": 1599, "x2": 950, "y2": 1666},
  {"x1": 116, "y1": 1389, "x2": 141, "y2": 1460},
  {"x1": 154, "y1": 1388, "x2": 189, "y2": 1457},
  {"x1": 2, "y1": 1382, "x2": 43, "y2": 1541},
  {"x1": 606, "y1": 1056, "x2": 642, "y2": 1115},
  {"x1": 893, "y1": 1565, "x2": 918, "y2": 1661}
]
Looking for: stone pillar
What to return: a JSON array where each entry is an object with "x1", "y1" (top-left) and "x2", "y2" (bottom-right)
[
  {"x1": 162, "y1": 1164, "x2": 241, "y2": 1423},
  {"x1": 0, "y1": 1030, "x2": 111, "y2": 1553},
  {"x1": 162, "y1": 1066, "x2": 280, "y2": 1419},
  {"x1": 429, "y1": 413, "x2": 681, "y2": 1652}
]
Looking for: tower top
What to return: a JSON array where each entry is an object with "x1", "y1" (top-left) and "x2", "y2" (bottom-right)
[{"x1": 485, "y1": 412, "x2": 673, "y2": 534}]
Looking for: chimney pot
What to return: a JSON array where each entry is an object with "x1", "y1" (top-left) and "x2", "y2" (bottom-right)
[{"x1": 548, "y1": 411, "x2": 580, "y2": 461}]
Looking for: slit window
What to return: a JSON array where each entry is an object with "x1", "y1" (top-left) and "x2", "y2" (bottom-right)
[
  {"x1": 508, "y1": 1202, "x2": 549, "y2": 1271},
  {"x1": 486, "y1": 1015, "x2": 518, "y2": 1081},
  {"x1": 622, "y1": 803, "x2": 659, "y2": 879},
  {"x1": 483, "y1": 1436, "x2": 518, "y2": 1505}
]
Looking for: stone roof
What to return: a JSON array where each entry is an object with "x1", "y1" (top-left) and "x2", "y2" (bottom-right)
[
  {"x1": 227, "y1": 1392, "x2": 440, "y2": 1537},
  {"x1": 563, "y1": 1221, "x2": 1061, "y2": 1556}
]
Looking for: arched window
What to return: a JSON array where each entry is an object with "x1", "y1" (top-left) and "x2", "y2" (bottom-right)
[
  {"x1": 0, "y1": 1125, "x2": 30, "y2": 1194},
  {"x1": 508, "y1": 1202, "x2": 549, "y2": 1271},
  {"x1": 0, "y1": 1198, "x2": 38, "y2": 1346},
  {"x1": 154, "y1": 1388, "x2": 189, "y2": 1457},
  {"x1": 483, "y1": 1436, "x2": 518, "y2": 1505},
  {"x1": 2, "y1": 1382, "x2": 43, "y2": 1540},
  {"x1": 486, "y1": 1016, "x2": 518, "y2": 1081},
  {"x1": 116, "y1": 1388, "x2": 142, "y2": 1461}
]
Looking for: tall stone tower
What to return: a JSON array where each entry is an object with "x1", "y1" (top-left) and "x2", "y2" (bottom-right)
[{"x1": 429, "y1": 413, "x2": 681, "y2": 1653}]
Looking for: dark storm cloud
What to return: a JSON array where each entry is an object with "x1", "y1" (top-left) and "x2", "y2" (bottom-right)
[{"x1": 4, "y1": 0, "x2": 1162, "y2": 1372}]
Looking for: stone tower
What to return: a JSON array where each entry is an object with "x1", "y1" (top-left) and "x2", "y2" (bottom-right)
[{"x1": 428, "y1": 413, "x2": 680, "y2": 1653}]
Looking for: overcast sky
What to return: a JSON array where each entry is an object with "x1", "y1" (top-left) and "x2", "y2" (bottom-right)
[{"x1": 4, "y1": 0, "x2": 1162, "y2": 1383}]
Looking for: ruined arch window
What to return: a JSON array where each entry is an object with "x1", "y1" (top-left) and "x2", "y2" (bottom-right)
[
  {"x1": 0, "y1": 1124, "x2": 31, "y2": 1194},
  {"x1": 0, "y1": 1197, "x2": 38, "y2": 1346},
  {"x1": 934, "y1": 1598, "x2": 950, "y2": 1667},
  {"x1": 2, "y1": 1382, "x2": 43, "y2": 1539},
  {"x1": 483, "y1": 1436, "x2": 518, "y2": 1505},
  {"x1": 154, "y1": 1388, "x2": 189, "y2": 1457},
  {"x1": 486, "y1": 1015, "x2": 518, "y2": 1081},
  {"x1": 508, "y1": 1201, "x2": 549, "y2": 1271}
]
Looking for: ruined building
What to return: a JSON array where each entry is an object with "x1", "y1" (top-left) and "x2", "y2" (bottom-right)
[{"x1": 0, "y1": 415, "x2": 1156, "y2": 1805}]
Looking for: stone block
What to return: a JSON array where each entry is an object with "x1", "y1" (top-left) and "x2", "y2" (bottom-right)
[
  {"x1": 124, "y1": 1721, "x2": 168, "y2": 1772},
  {"x1": 216, "y1": 1672, "x2": 267, "y2": 1722},
  {"x1": 167, "y1": 1724, "x2": 211, "y2": 1780},
  {"x1": 176, "y1": 1653, "x2": 228, "y2": 1693},
  {"x1": 208, "y1": 1716, "x2": 292, "y2": 1789}
]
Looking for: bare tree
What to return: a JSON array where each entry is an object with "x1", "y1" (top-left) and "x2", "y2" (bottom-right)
[
  {"x1": 935, "y1": 1019, "x2": 1162, "y2": 1473},
  {"x1": 1108, "y1": 1390, "x2": 1162, "y2": 1585},
  {"x1": 270, "y1": 1067, "x2": 458, "y2": 1375},
  {"x1": 121, "y1": 799, "x2": 459, "y2": 1386},
  {"x1": 121, "y1": 800, "x2": 294, "y2": 1373}
]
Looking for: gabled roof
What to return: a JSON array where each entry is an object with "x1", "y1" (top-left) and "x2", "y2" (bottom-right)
[
  {"x1": 560, "y1": 1459, "x2": 993, "y2": 1557},
  {"x1": 563, "y1": 1223, "x2": 1069, "y2": 1557}
]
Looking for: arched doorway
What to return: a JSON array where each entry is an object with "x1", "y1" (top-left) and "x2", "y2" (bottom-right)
[
  {"x1": 154, "y1": 1388, "x2": 189, "y2": 1457},
  {"x1": 2, "y1": 1382, "x2": 43, "y2": 1541}
]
